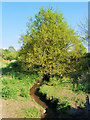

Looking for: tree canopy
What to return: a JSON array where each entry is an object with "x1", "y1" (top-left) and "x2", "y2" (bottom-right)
[
  {"x1": 18, "y1": 7, "x2": 86, "y2": 79},
  {"x1": 1, "y1": 46, "x2": 18, "y2": 60}
]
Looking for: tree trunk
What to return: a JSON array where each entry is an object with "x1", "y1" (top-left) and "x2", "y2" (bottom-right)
[{"x1": 42, "y1": 74, "x2": 50, "y2": 82}]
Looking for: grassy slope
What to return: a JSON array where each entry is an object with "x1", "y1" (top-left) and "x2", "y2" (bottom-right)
[
  {"x1": 0, "y1": 60, "x2": 44, "y2": 118},
  {"x1": 39, "y1": 77, "x2": 87, "y2": 114}
]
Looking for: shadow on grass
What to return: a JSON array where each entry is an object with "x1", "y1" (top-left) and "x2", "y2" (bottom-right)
[
  {"x1": 1, "y1": 61, "x2": 38, "y2": 77},
  {"x1": 42, "y1": 95, "x2": 90, "y2": 120}
]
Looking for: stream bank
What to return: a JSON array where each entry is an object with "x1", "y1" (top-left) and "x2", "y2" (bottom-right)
[
  {"x1": 30, "y1": 80, "x2": 90, "y2": 119},
  {"x1": 30, "y1": 80, "x2": 59, "y2": 119}
]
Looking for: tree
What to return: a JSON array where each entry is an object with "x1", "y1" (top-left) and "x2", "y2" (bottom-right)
[
  {"x1": 8, "y1": 46, "x2": 16, "y2": 52},
  {"x1": 18, "y1": 7, "x2": 86, "y2": 81},
  {"x1": 78, "y1": 16, "x2": 88, "y2": 43},
  {"x1": 2, "y1": 46, "x2": 18, "y2": 60}
]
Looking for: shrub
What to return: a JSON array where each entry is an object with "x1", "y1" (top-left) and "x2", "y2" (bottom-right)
[{"x1": 48, "y1": 76, "x2": 59, "y2": 86}]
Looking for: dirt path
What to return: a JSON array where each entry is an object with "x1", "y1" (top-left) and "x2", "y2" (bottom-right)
[{"x1": 0, "y1": 97, "x2": 43, "y2": 118}]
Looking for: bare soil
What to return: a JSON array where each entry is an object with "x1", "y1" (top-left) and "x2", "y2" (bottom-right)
[{"x1": 0, "y1": 97, "x2": 43, "y2": 118}]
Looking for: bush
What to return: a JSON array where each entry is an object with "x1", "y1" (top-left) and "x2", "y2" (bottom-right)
[{"x1": 48, "y1": 76, "x2": 59, "y2": 86}]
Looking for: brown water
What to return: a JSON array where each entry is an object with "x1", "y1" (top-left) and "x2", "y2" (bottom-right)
[
  {"x1": 30, "y1": 81, "x2": 47, "y2": 109},
  {"x1": 30, "y1": 81, "x2": 47, "y2": 119},
  {"x1": 30, "y1": 81, "x2": 90, "y2": 119},
  {"x1": 29, "y1": 81, "x2": 57, "y2": 119}
]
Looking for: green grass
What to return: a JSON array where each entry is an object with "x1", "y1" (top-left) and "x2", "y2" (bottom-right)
[
  {"x1": 1, "y1": 60, "x2": 43, "y2": 100},
  {"x1": 1, "y1": 60, "x2": 89, "y2": 117},
  {"x1": 39, "y1": 79, "x2": 86, "y2": 113},
  {"x1": 1, "y1": 74, "x2": 35, "y2": 100},
  {"x1": 39, "y1": 84, "x2": 72, "y2": 102},
  {"x1": 1, "y1": 60, "x2": 43, "y2": 118}
]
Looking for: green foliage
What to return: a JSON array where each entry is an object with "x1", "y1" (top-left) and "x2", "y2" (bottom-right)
[
  {"x1": 79, "y1": 102, "x2": 85, "y2": 108},
  {"x1": 1, "y1": 46, "x2": 19, "y2": 60},
  {"x1": 2, "y1": 86, "x2": 18, "y2": 100},
  {"x1": 8, "y1": 46, "x2": 16, "y2": 52},
  {"x1": 72, "y1": 96, "x2": 80, "y2": 103},
  {"x1": 56, "y1": 101, "x2": 71, "y2": 113},
  {"x1": 62, "y1": 76, "x2": 72, "y2": 83},
  {"x1": 49, "y1": 76, "x2": 59, "y2": 86},
  {"x1": 1, "y1": 60, "x2": 41, "y2": 100},
  {"x1": 18, "y1": 7, "x2": 86, "y2": 78},
  {"x1": 20, "y1": 88, "x2": 30, "y2": 98}
]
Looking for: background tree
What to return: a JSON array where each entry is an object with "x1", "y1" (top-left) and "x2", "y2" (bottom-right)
[
  {"x1": 2, "y1": 46, "x2": 18, "y2": 60},
  {"x1": 18, "y1": 7, "x2": 86, "y2": 81},
  {"x1": 78, "y1": 16, "x2": 88, "y2": 44},
  {"x1": 8, "y1": 46, "x2": 16, "y2": 52}
]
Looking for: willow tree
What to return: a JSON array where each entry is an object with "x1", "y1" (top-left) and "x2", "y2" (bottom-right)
[{"x1": 18, "y1": 7, "x2": 86, "y2": 80}]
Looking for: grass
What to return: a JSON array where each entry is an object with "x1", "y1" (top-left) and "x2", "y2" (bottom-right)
[
  {"x1": 1, "y1": 74, "x2": 36, "y2": 100},
  {"x1": 1, "y1": 59, "x2": 89, "y2": 117},
  {"x1": 1, "y1": 60, "x2": 43, "y2": 100},
  {"x1": 21, "y1": 106, "x2": 40, "y2": 118},
  {"x1": 39, "y1": 77, "x2": 87, "y2": 113},
  {"x1": 39, "y1": 84, "x2": 86, "y2": 103},
  {"x1": 15, "y1": 106, "x2": 40, "y2": 118},
  {"x1": 1, "y1": 60, "x2": 43, "y2": 118}
]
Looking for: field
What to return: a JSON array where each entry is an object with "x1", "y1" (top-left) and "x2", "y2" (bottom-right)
[{"x1": 0, "y1": 60, "x2": 44, "y2": 118}]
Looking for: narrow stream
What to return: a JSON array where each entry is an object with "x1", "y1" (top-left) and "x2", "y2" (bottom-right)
[
  {"x1": 30, "y1": 80, "x2": 90, "y2": 119},
  {"x1": 30, "y1": 80, "x2": 58, "y2": 119},
  {"x1": 30, "y1": 81, "x2": 47, "y2": 119}
]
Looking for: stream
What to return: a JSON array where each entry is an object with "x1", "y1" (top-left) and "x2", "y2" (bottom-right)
[
  {"x1": 30, "y1": 80, "x2": 59, "y2": 119},
  {"x1": 30, "y1": 80, "x2": 90, "y2": 119}
]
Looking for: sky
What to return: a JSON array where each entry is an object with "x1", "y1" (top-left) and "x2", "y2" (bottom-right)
[{"x1": 1, "y1": 1, "x2": 88, "y2": 50}]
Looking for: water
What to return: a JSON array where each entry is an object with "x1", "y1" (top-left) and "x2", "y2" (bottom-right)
[{"x1": 30, "y1": 81, "x2": 57, "y2": 119}]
